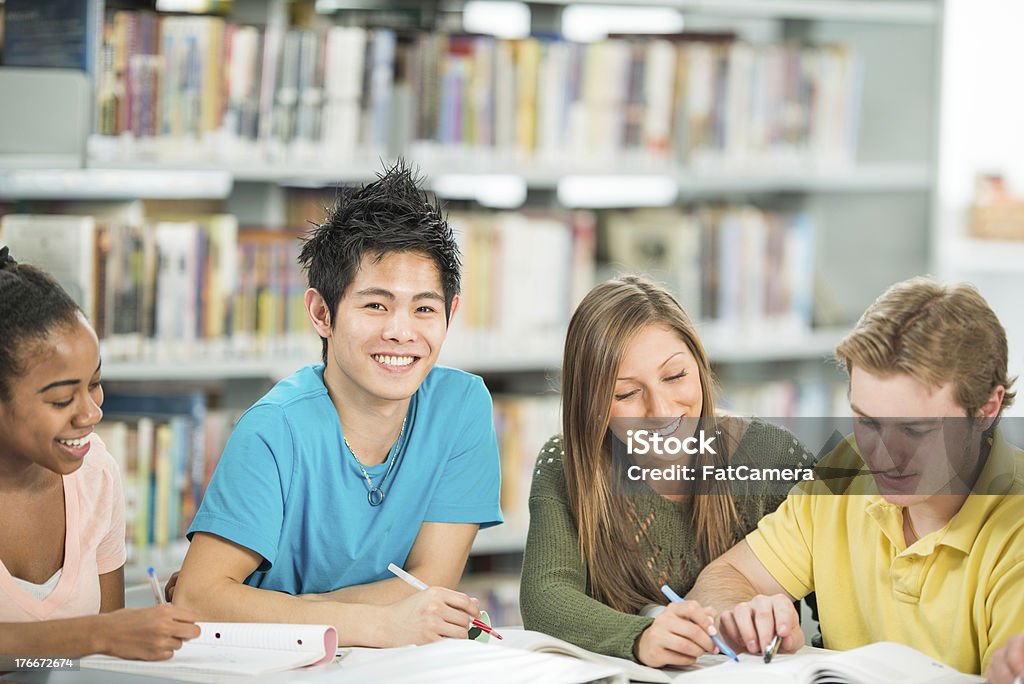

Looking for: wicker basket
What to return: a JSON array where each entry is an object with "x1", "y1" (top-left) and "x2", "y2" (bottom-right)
[{"x1": 969, "y1": 203, "x2": 1024, "y2": 240}]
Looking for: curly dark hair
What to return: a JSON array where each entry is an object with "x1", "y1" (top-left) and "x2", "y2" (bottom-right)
[
  {"x1": 0, "y1": 246, "x2": 83, "y2": 401},
  {"x1": 297, "y1": 160, "x2": 462, "y2": 364}
]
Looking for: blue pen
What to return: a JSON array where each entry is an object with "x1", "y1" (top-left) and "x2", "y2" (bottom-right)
[
  {"x1": 147, "y1": 567, "x2": 166, "y2": 605},
  {"x1": 660, "y1": 584, "x2": 740, "y2": 663}
]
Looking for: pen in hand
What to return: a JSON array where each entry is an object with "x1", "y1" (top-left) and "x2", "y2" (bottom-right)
[
  {"x1": 387, "y1": 563, "x2": 503, "y2": 640},
  {"x1": 764, "y1": 634, "x2": 781, "y2": 663},
  {"x1": 660, "y1": 584, "x2": 739, "y2": 663},
  {"x1": 147, "y1": 567, "x2": 167, "y2": 605}
]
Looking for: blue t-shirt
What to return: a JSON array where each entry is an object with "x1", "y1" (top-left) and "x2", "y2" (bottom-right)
[{"x1": 187, "y1": 364, "x2": 503, "y2": 595}]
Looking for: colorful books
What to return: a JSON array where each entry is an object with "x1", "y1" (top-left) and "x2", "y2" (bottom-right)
[
  {"x1": 91, "y1": 9, "x2": 864, "y2": 169},
  {"x1": 604, "y1": 206, "x2": 815, "y2": 335},
  {"x1": 96, "y1": 392, "x2": 211, "y2": 560}
]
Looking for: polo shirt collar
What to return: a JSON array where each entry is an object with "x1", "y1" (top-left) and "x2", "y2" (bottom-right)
[
  {"x1": 940, "y1": 429, "x2": 1021, "y2": 554},
  {"x1": 863, "y1": 429, "x2": 1021, "y2": 555}
]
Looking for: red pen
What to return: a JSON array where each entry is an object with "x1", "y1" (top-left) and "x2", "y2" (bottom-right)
[
  {"x1": 472, "y1": 618, "x2": 503, "y2": 640},
  {"x1": 388, "y1": 563, "x2": 503, "y2": 640}
]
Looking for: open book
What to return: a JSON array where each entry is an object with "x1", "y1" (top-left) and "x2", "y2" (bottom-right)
[
  {"x1": 495, "y1": 628, "x2": 669, "y2": 683},
  {"x1": 675, "y1": 642, "x2": 984, "y2": 683},
  {"x1": 491, "y1": 630, "x2": 983, "y2": 684},
  {"x1": 81, "y1": 622, "x2": 338, "y2": 683},
  {"x1": 324, "y1": 639, "x2": 627, "y2": 684}
]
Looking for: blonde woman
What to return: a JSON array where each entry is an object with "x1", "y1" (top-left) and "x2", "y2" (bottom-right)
[{"x1": 520, "y1": 275, "x2": 815, "y2": 667}]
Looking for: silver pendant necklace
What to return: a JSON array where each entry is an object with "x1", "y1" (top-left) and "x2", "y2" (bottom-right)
[{"x1": 345, "y1": 417, "x2": 407, "y2": 506}]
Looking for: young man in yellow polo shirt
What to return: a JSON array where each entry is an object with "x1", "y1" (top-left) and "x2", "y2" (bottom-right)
[{"x1": 688, "y1": 277, "x2": 1024, "y2": 677}]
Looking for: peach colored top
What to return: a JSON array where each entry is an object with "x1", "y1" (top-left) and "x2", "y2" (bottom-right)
[{"x1": 0, "y1": 434, "x2": 126, "y2": 621}]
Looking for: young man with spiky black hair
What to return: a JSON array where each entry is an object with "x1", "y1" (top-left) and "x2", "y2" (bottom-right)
[{"x1": 175, "y1": 162, "x2": 502, "y2": 647}]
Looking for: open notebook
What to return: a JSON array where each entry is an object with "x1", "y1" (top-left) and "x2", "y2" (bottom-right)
[
  {"x1": 488, "y1": 630, "x2": 984, "y2": 684},
  {"x1": 80, "y1": 622, "x2": 338, "y2": 683}
]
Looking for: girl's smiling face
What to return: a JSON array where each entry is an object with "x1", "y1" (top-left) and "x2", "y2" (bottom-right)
[
  {"x1": 609, "y1": 323, "x2": 704, "y2": 431},
  {"x1": 0, "y1": 313, "x2": 104, "y2": 477}
]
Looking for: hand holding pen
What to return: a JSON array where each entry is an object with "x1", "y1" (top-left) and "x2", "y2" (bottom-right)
[
  {"x1": 386, "y1": 563, "x2": 503, "y2": 644},
  {"x1": 717, "y1": 593, "x2": 804, "y2": 659},
  {"x1": 87, "y1": 567, "x2": 200, "y2": 661},
  {"x1": 632, "y1": 585, "x2": 732, "y2": 668}
]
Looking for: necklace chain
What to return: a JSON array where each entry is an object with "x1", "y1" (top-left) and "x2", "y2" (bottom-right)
[{"x1": 345, "y1": 417, "x2": 407, "y2": 507}]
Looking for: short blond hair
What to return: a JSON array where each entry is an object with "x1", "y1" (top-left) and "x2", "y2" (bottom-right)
[{"x1": 835, "y1": 277, "x2": 1016, "y2": 416}]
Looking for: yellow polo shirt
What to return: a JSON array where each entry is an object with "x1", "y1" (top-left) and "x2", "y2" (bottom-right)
[{"x1": 746, "y1": 430, "x2": 1024, "y2": 674}]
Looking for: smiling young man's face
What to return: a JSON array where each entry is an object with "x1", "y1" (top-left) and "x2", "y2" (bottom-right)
[
  {"x1": 849, "y1": 367, "x2": 985, "y2": 506},
  {"x1": 323, "y1": 251, "x2": 457, "y2": 406},
  {"x1": 0, "y1": 314, "x2": 104, "y2": 476}
]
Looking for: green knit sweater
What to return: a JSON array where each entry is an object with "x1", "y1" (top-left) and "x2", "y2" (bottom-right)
[{"x1": 519, "y1": 418, "x2": 816, "y2": 661}]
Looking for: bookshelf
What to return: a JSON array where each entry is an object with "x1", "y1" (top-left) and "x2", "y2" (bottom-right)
[
  {"x1": 81, "y1": 159, "x2": 931, "y2": 194},
  {"x1": 0, "y1": 0, "x2": 944, "y2": 594},
  {"x1": 98, "y1": 326, "x2": 849, "y2": 381}
]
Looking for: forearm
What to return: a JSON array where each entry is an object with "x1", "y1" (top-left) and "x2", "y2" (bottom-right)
[
  {"x1": 300, "y1": 547, "x2": 466, "y2": 606},
  {"x1": 174, "y1": 577, "x2": 387, "y2": 647},
  {"x1": 686, "y1": 561, "x2": 760, "y2": 613},
  {"x1": 300, "y1": 577, "x2": 419, "y2": 605},
  {"x1": 0, "y1": 617, "x2": 103, "y2": 658}
]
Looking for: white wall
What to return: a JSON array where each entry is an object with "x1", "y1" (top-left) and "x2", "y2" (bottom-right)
[
  {"x1": 937, "y1": 0, "x2": 1024, "y2": 416},
  {"x1": 939, "y1": 0, "x2": 1024, "y2": 206}
]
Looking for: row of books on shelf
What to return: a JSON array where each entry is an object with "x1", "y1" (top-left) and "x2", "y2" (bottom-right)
[
  {"x1": 0, "y1": 200, "x2": 816, "y2": 362},
  {"x1": 83, "y1": 8, "x2": 862, "y2": 168},
  {"x1": 0, "y1": 202, "x2": 310, "y2": 360},
  {"x1": 449, "y1": 210, "x2": 595, "y2": 341},
  {"x1": 603, "y1": 206, "x2": 815, "y2": 333},
  {"x1": 92, "y1": 392, "x2": 229, "y2": 565}
]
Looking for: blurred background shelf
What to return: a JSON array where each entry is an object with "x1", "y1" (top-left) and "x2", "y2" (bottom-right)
[
  {"x1": 100, "y1": 327, "x2": 851, "y2": 382},
  {"x1": 521, "y1": 0, "x2": 939, "y2": 23},
  {"x1": 81, "y1": 159, "x2": 931, "y2": 195}
]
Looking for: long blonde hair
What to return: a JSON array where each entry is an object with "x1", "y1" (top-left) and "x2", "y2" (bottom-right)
[{"x1": 561, "y1": 275, "x2": 740, "y2": 613}]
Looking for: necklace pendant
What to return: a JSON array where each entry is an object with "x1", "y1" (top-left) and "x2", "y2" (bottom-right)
[{"x1": 368, "y1": 488, "x2": 384, "y2": 506}]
